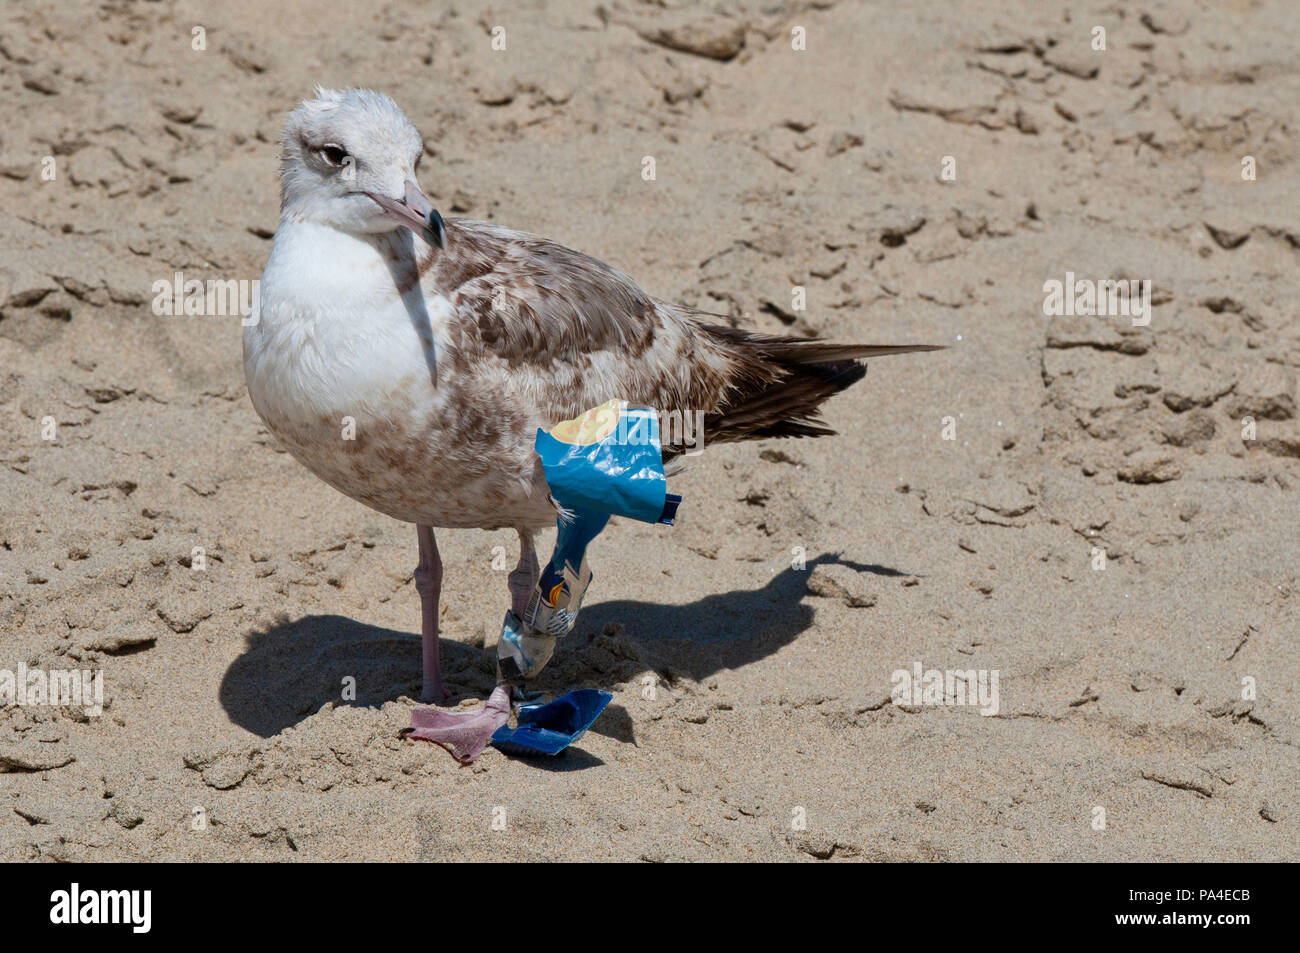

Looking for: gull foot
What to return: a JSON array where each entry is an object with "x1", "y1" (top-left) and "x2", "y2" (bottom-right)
[{"x1": 403, "y1": 684, "x2": 512, "y2": 764}]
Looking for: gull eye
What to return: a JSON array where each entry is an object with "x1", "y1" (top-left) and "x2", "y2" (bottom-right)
[{"x1": 318, "y1": 144, "x2": 349, "y2": 168}]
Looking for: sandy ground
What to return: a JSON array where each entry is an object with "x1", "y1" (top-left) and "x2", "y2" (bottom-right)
[{"x1": 1, "y1": 0, "x2": 1297, "y2": 862}]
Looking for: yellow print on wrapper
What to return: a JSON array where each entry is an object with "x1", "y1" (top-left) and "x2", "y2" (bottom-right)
[{"x1": 548, "y1": 399, "x2": 623, "y2": 446}]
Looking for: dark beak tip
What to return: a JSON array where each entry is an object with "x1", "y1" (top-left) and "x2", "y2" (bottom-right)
[{"x1": 428, "y1": 209, "x2": 446, "y2": 249}]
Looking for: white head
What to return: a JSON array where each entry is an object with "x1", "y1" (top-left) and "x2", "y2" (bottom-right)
[{"x1": 279, "y1": 87, "x2": 443, "y2": 245}]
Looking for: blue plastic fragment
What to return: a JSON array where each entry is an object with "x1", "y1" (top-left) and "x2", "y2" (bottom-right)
[
  {"x1": 659, "y1": 493, "x2": 683, "y2": 525},
  {"x1": 490, "y1": 689, "x2": 614, "y2": 756}
]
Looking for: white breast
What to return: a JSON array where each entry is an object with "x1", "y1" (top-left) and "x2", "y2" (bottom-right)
[
  {"x1": 246, "y1": 222, "x2": 441, "y2": 427},
  {"x1": 244, "y1": 221, "x2": 554, "y2": 530}
]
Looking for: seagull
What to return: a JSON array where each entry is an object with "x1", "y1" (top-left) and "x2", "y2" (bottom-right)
[{"x1": 244, "y1": 87, "x2": 940, "y2": 708}]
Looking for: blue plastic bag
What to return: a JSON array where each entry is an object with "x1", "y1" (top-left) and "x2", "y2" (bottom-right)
[{"x1": 534, "y1": 400, "x2": 680, "y2": 525}]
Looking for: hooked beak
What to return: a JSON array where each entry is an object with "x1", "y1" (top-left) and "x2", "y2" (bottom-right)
[{"x1": 367, "y1": 180, "x2": 445, "y2": 249}]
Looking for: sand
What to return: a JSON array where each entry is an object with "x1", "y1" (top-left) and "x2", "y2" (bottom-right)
[{"x1": 1, "y1": 0, "x2": 1296, "y2": 861}]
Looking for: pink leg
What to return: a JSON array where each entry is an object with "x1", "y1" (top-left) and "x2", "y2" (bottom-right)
[
  {"x1": 404, "y1": 529, "x2": 535, "y2": 762},
  {"x1": 507, "y1": 530, "x2": 539, "y2": 617},
  {"x1": 415, "y1": 524, "x2": 444, "y2": 703}
]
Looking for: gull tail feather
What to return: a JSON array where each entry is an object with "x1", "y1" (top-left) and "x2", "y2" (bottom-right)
[{"x1": 698, "y1": 325, "x2": 944, "y2": 447}]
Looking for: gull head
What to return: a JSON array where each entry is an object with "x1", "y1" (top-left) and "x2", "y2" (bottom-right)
[{"x1": 279, "y1": 87, "x2": 443, "y2": 247}]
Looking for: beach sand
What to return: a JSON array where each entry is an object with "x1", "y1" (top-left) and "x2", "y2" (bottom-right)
[{"x1": 1, "y1": 0, "x2": 1296, "y2": 860}]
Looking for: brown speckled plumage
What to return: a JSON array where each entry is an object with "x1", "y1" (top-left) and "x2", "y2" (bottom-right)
[
  {"x1": 248, "y1": 214, "x2": 939, "y2": 532},
  {"x1": 245, "y1": 90, "x2": 940, "y2": 536}
]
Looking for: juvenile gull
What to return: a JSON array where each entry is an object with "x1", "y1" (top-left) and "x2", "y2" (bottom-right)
[{"x1": 244, "y1": 87, "x2": 940, "y2": 713}]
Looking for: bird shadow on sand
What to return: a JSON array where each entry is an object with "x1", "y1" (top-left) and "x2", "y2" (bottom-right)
[{"x1": 219, "y1": 553, "x2": 905, "y2": 746}]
